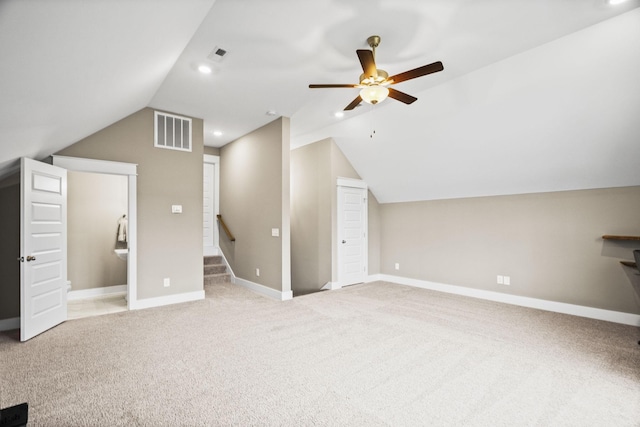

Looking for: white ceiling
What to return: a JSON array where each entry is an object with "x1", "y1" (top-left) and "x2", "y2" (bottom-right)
[{"x1": 1, "y1": 0, "x2": 639, "y2": 202}]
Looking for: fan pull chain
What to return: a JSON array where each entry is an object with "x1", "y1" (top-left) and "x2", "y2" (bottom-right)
[{"x1": 369, "y1": 104, "x2": 376, "y2": 139}]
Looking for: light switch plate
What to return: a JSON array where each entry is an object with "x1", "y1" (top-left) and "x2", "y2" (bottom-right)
[
  {"x1": 172, "y1": 205, "x2": 182, "y2": 214},
  {"x1": 271, "y1": 228, "x2": 279, "y2": 237}
]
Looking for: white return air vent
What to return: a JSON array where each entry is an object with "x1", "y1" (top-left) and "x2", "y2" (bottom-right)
[{"x1": 154, "y1": 111, "x2": 192, "y2": 152}]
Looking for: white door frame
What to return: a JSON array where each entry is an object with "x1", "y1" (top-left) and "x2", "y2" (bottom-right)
[
  {"x1": 52, "y1": 155, "x2": 138, "y2": 309},
  {"x1": 203, "y1": 154, "x2": 220, "y2": 255},
  {"x1": 337, "y1": 178, "x2": 368, "y2": 288}
]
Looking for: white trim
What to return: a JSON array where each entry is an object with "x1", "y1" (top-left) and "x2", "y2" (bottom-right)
[
  {"x1": 127, "y1": 175, "x2": 137, "y2": 309},
  {"x1": 366, "y1": 274, "x2": 382, "y2": 283},
  {"x1": 378, "y1": 274, "x2": 640, "y2": 327},
  {"x1": 67, "y1": 285, "x2": 127, "y2": 301},
  {"x1": 129, "y1": 290, "x2": 205, "y2": 310},
  {"x1": 52, "y1": 155, "x2": 138, "y2": 310},
  {"x1": 0, "y1": 317, "x2": 19, "y2": 332},
  {"x1": 203, "y1": 155, "x2": 220, "y2": 254},
  {"x1": 234, "y1": 277, "x2": 293, "y2": 301},
  {"x1": 321, "y1": 281, "x2": 341, "y2": 291},
  {"x1": 52, "y1": 155, "x2": 137, "y2": 176},
  {"x1": 337, "y1": 177, "x2": 367, "y2": 189}
]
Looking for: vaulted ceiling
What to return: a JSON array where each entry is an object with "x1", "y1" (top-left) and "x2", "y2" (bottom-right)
[{"x1": 1, "y1": 0, "x2": 639, "y2": 202}]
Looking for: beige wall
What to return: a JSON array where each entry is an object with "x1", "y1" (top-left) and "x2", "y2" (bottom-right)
[
  {"x1": 0, "y1": 177, "x2": 20, "y2": 320},
  {"x1": 57, "y1": 108, "x2": 204, "y2": 300},
  {"x1": 291, "y1": 139, "x2": 332, "y2": 295},
  {"x1": 67, "y1": 171, "x2": 128, "y2": 291},
  {"x1": 290, "y1": 138, "x2": 381, "y2": 294},
  {"x1": 219, "y1": 118, "x2": 291, "y2": 292},
  {"x1": 204, "y1": 146, "x2": 220, "y2": 156},
  {"x1": 380, "y1": 186, "x2": 640, "y2": 314}
]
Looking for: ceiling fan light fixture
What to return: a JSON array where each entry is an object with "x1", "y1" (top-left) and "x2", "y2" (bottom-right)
[{"x1": 360, "y1": 85, "x2": 389, "y2": 105}]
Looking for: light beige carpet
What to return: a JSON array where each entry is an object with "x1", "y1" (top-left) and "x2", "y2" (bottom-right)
[{"x1": 1, "y1": 281, "x2": 639, "y2": 426}]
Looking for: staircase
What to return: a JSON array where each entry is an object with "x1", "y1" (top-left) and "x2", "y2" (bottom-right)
[{"x1": 204, "y1": 255, "x2": 231, "y2": 286}]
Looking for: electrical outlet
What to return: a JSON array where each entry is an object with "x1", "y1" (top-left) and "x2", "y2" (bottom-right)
[
  {"x1": 503, "y1": 276, "x2": 511, "y2": 285},
  {"x1": 163, "y1": 277, "x2": 170, "y2": 287},
  {"x1": 497, "y1": 275, "x2": 504, "y2": 285},
  {"x1": 256, "y1": 268, "x2": 260, "y2": 277},
  {"x1": 395, "y1": 263, "x2": 400, "y2": 270}
]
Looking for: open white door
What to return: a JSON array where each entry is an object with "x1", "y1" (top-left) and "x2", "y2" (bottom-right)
[
  {"x1": 203, "y1": 155, "x2": 219, "y2": 256},
  {"x1": 20, "y1": 158, "x2": 67, "y2": 341}
]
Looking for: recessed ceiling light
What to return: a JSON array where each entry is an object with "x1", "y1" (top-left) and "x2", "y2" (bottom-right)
[
  {"x1": 334, "y1": 111, "x2": 344, "y2": 118},
  {"x1": 198, "y1": 65, "x2": 212, "y2": 74},
  {"x1": 266, "y1": 110, "x2": 277, "y2": 116},
  {"x1": 608, "y1": 0, "x2": 628, "y2": 4},
  {"x1": 213, "y1": 130, "x2": 223, "y2": 137}
]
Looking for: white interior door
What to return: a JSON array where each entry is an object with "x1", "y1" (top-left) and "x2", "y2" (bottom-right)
[
  {"x1": 20, "y1": 157, "x2": 67, "y2": 341},
  {"x1": 203, "y1": 155, "x2": 219, "y2": 256},
  {"x1": 338, "y1": 184, "x2": 367, "y2": 286}
]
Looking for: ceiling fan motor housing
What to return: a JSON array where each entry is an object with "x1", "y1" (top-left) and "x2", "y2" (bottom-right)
[{"x1": 359, "y1": 69, "x2": 388, "y2": 86}]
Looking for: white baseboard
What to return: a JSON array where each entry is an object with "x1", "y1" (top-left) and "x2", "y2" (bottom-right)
[
  {"x1": 130, "y1": 290, "x2": 205, "y2": 310},
  {"x1": 321, "y1": 281, "x2": 341, "y2": 290},
  {"x1": 67, "y1": 285, "x2": 127, "y2": 301},
  {"x1": 0, "y1": 317, "x2": 19, "y2": 332},
  {"x1": 234, "y1": 277, "x2": 293, "y2": 301},
  {"x1": 378, "y1": 274, "x2": 640, "y2": 327}
]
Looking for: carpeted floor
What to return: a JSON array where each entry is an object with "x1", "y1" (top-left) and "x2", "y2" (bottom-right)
[{"x1": 1, "y1": 281, "x2": 639, "y2": 426}]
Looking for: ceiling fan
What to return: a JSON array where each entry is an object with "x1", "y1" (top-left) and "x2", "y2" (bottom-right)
[{"x1": 309, "y1": 35, "x2": 444, "y2": 111}]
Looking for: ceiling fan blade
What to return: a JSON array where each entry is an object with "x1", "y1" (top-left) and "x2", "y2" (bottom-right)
[
  {"x1": 344, "y1": 95, "x2": 362, "y2": 111},
  {"x1": 389, "y1": 61, "x2": 444, "y2": 84},
  {"x1": 388, "y1": 88, "x2": 417, "y2": 105},
  {"x1": 309, "y1": 84, "x2": 358, "y2": 88},
  {"x1": 357, "y1": 49, "x2": 377, "y2": 78}
]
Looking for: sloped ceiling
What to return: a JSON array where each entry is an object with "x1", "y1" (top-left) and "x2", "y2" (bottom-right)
[{"x1": 1, "y1": 0, "x2": 639, "y2": 203}]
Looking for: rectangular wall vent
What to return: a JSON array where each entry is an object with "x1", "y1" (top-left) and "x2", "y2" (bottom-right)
[{"x1": 154, "y1": 111, "x2": 192, "y2": 152}]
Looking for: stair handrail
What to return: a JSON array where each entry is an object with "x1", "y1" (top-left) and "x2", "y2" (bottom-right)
[{"x1": 217, "y1": 214, "x2": 236, "y2": 242}]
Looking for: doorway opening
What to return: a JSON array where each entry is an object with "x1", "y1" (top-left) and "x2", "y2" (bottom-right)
[
  {"x1": 66, "y1": 170, "x2": 128, "y2": 319},
  {"x1": 52, "y1": 155, "x2": 138, "y2": 311}
]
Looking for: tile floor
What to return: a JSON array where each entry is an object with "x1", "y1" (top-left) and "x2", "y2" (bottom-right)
[{"x1": 67, "y1": 293, "x2": 127, "y2": 320}]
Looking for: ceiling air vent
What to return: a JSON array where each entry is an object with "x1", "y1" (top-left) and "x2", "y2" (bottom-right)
[
  {"x1": 154, "y1": 111, "x2": 192, "y2": 152},
  {"x1": 207, "y1": 46, "x2": 227, "y2": 62}
]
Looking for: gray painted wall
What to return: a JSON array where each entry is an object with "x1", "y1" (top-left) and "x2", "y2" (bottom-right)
[
  {"x1": 219, "y1": 117, "x2": 291, "y2": 293},
  {"x1": 58, "y1": 107, "x2": 204, "y2": 300},
  {"x1": 379, "y1": 186, "x2": 640, "y2": 314},
  {"x1": 67, "y1": 171, "x2": 128, "y2": 291}
]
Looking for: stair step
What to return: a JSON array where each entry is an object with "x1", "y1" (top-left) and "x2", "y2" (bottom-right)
[
  {"x1": 204, "y1": 255, "x2": 223, "y2": 265},
  {"x1": 204, "y1": 273, "x2": 231, "y2": 286},
  {"x1": 204, "y1": 264, "x2": 226, "y2": 275}
]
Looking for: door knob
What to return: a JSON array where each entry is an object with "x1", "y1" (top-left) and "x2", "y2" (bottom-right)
[
  {"x1": 342, "y1": 240, "x2": 346, "y2": 244},
  {"x1": 26, "y1": 255, "x2": 36, "y2": 262}
]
